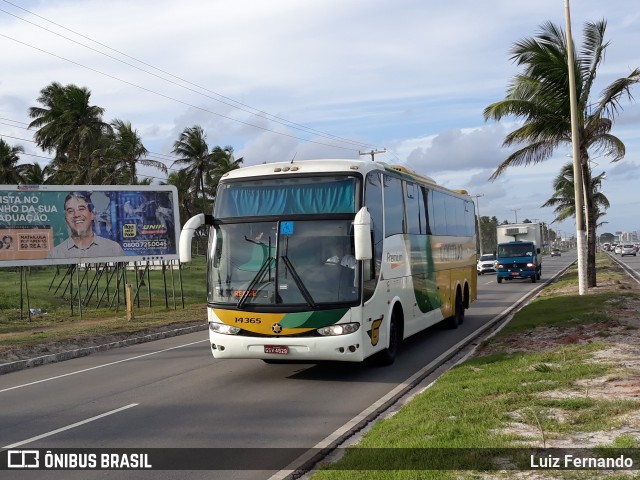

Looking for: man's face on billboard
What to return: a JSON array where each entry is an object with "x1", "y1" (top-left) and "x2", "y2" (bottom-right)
[{"x1": 64, "y1": 196, "x2": 94, "y2": 237}]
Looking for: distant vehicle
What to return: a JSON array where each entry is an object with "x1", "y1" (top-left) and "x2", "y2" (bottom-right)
[
  {"x1": 620, "y1": 244, "x2": 636, "y2": 257},
  {"x1": 551, "y1": 249, "x2": 561, "y2": 257},
  {"x1": 496, "y1": 223, "x2": 542, "y2": 284},
  {"x1": 477, "y1": 253, "x2": 497, "y2": 275},
  {"x1": 614, "y1": 245, "x2": 622, "y2": 255}
]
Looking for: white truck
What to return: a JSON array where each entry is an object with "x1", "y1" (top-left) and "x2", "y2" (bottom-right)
[{"x1": 496, "y1": 223, "x2": 542, "y2": 283}]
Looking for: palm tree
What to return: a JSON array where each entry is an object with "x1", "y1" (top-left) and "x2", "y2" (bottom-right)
[
  {"x1": 106, "y1": 119, "x2": 167, "y2": 184},
  {"x1": 171, "y1": 125, "x2": 215, "y2": 211},
  {"x1": 28, "y1": 82, "x2": 112, "y2": 184},
  {"x1": 21, "y1": 162, "x2": 48, "y2": 185},
  {"x1": 542, "y1": 161, "x2": 609, "y2": 227},
  {"x1": 206, "y1": 146, "x2": 243, "y2": 199},
  {"x1": 483, "y1": 20, "x2": 640, "y2": 287},
  {"x1": 0, "y1": 139, "x2": 26, "y2": 184},
  {"x1": 162, "y1": 170, "x2": 197, "y2": 226}
]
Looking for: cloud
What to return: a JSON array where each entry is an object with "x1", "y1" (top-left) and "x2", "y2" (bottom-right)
[
  {"x1": 398, "y1": 124, "x2": 516, "y2": 175},
  {"x1": 608, "y1": 160, "x2": 640, "y2": 180}
]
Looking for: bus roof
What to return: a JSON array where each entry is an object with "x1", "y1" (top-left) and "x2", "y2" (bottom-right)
[{"x1": 219, "y1": 159, "x2": 468, "y2": 197}]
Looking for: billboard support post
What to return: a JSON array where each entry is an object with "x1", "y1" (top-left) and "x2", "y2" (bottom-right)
[
  {"x1": 69, "y1": 267, "x2": 74, "y2": 317},
  {"x1": 162, "y1": 262, "x2": 169, "y2": 309},
  {"x1": 76, "y1": 263, "x2": 82, "y2": 320},
  {"x1": 19, "y1": 267, "x2": 24, "y2": 320},
  {"x1": 170, "y1": 261, "x2": 177, "y2": 310},
  {"x1": 147, "y1": 264, "x2": 152, "y2": 308},
  {"x1": 178, "y1": 262, "x2": 185, "y2": 308},
  {"x1": 125, "y1": 283, "x2": 134, "y2": 320},
  {"x1": 25, "y1": 268, "x2": 31, "y2": 321},
  {"x1": 19, "y1": 267, "x2": 31, "y2": 321}
]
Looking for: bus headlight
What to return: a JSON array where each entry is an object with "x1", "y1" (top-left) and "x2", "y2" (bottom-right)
[
  {"x1": 317, "y1": 323, "x2": 360, "y2": 336},
  {"x1": 209, "y1": 322, "x2": 241, "y2": 335}
]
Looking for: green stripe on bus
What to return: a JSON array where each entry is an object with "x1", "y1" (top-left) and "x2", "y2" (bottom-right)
[
  {"x1": 407, "y1": 235, "x2": 441, "y2": 313},
  {"x1": 280, "y1": 308, "x2": 349, "y2": 328}
]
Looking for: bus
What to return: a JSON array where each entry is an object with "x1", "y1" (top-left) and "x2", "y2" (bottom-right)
[{"x1": 179, "y1": 159, "x2": 477, "y2": 365}]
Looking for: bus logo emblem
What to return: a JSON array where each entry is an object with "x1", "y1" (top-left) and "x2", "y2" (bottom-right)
[{"x1": 272, "y1": 323, "x2": 283, "y2": 334}]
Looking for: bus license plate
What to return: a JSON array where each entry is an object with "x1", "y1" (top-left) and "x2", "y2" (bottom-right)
[{"x1": 264, "y1": 345, "x2": 288, "y2": 355}]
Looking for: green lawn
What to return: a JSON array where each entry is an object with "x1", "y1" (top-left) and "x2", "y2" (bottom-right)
[
  {"x1": 0, "y1": 256, "x2": 208, "y2": 353},
  {"x1": 311, "y1": 254, "x2": 640, "y2": 479}
]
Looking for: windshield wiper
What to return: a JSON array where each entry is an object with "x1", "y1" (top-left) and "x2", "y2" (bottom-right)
[
  {"x1": 237, "y1": 256, "x2": 274, "y2": 308},
  {"x1": 280, "y1": 255, "x2": 316, "y2": 308}
]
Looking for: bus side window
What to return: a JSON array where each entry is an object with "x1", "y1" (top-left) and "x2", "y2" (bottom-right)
[{"x1": 363, "y1": 172, "x2": 383, "y2": 302}]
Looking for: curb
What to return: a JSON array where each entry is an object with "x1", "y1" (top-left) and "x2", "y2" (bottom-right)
[{"x1": 0, "y1": 322, "x2": 208, "y2": 375}]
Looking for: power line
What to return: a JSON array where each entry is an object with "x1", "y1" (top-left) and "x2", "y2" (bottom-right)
[
  {"x1": 0, "y1": 2, "x2": 379, "y2": 151},
  {"x1": 2, "y1": 33, "x2": 368, "y2": 153},
  {"x1": 0, "y1": 132, "x2": 177, "y2": 175},
  {"x1": 2, "y1": 118, "x2": 179, "y2": 164}
]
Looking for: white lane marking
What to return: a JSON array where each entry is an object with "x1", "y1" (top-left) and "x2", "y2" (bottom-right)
[
  {"x1": 268, "y1": 280, "x2": 552, "y2": 480},
  {"x1": 2, "y1": 403, "x2": 138, "y2": 450},
  {"x1": 0, "y1": 339, "x2": 207, "y2": 394},
  {"x1": 267, "y1": 346, "x2": 465, "y2": 480}
]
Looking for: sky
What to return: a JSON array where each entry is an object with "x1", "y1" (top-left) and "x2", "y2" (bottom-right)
[{"x1": 1, "y1": 0, "x2": 639, "y2": 236}]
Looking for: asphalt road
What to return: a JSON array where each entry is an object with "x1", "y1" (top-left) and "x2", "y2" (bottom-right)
[
  {"x1": 0, "y1": 253, "x2": 575, "y2": 480},
  {"x1": 611, "y1": 249, "x2": 640, "y2": 277}
]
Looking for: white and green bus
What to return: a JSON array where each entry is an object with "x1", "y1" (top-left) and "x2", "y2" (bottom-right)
[{"x1": 180, "y1": 159, "x2": 477, "y2": 365}]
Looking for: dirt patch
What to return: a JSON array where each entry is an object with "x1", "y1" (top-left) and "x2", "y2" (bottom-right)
[{"x1": 477, "y1": 278, "x2": 640, "y2": 457}]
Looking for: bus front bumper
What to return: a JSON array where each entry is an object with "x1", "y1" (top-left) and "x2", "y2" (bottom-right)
[{"x1": 208, "y1": 330, "x2": 366, "y2": 362}]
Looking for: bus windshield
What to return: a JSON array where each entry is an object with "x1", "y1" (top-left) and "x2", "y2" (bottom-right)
[
  {"x1": 214, "y1": 176, "x2": 356, "y2": 218},
  {"x1": 207, "y1": 220, "x2": 359, "y2": 307}
]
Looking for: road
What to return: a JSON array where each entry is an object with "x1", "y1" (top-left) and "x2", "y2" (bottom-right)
[
  {"x1": 609, "y1": 250, "x2": 640, "y2": 283},
  {"x1": 0, "y1": 253, "x2": 575, "y2": 479}
]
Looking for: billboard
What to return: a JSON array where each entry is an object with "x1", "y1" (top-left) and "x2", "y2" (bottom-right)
[{"x1": 0, "y1": 185, "x2": 180, "y2": 266}]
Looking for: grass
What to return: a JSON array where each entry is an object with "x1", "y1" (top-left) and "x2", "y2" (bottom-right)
[
  {"x1": 0, "y1": 256, "x2": 208, "y2": 355},
  {"x1": 311, "y1": 253, "x2": 640, "y2": 479}
]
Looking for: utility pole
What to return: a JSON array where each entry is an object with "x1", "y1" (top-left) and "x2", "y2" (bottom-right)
[
  {"x1": 471, "y1": 194, "x2": 484, "y2": 254},
  {"x1": 359, "y1": 149, "x2": 386, "y2": 161},
  {"x1": 565, "y1": 0, "x2": 587, "y2": 295},
  {"x1": 510, "y1": 208, "x2": 521, "y2": 223}
]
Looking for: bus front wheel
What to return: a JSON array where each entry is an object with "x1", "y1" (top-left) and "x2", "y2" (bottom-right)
[{"x1": 374, "y1": 312, "x2": 400, "y2": 366}]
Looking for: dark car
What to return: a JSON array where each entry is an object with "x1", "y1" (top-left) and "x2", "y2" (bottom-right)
[{"x1": 551, "y1": 249, "x2": 561, "y2": 257}]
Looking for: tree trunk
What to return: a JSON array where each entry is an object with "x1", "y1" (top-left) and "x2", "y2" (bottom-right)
[{"x1": 582, "y1": 163, "x2": 597, "y2": 288}]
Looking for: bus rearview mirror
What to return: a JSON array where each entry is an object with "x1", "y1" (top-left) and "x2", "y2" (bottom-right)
[
  {"x1": 179, "y1": 214, "x2": 206, "y2": 262},
  {"x1": 354, "y1": 207, "x2": 372, "y2": 260}
]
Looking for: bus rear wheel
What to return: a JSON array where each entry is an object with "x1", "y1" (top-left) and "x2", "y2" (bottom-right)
[{"x1": 446, "y1": 291, "x2": 464, "y2": 329}]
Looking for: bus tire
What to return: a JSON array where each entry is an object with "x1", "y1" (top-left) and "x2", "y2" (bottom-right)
[
  {"x1": 456, "y1": 290, "x2": 465, "y2": 325},
  {"x1": 531, "y1": 275, "x2": 536, "y2": 283},
  {"x1": 446, "y1": 291, "x2": 463, "y2": 329},
  {"x1": 374, "y1": 312, "x2": 400, "y2": 366},
  {"x1": 497, "y1": 277, "x2": 502, "y2": 284}
]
